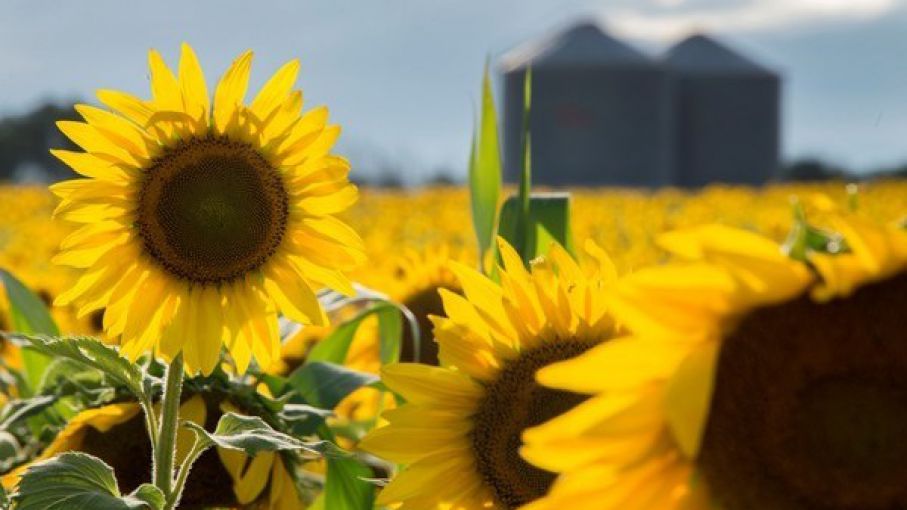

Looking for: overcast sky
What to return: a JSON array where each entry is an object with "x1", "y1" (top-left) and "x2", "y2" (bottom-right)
[{"x1": 3, "y1": 0, "x2": 907, "y2": 181}]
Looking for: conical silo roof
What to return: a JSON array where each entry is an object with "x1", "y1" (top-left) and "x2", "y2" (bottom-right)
[
  {"x1": 500, "y1": 22, "x2": 652, "y2": 72},
  {"x1": 665, "y1": 34, "x2": 775, "y2": 76}
]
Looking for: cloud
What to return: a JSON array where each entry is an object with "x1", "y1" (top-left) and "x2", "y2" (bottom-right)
[{"x1": 603, "y1": 0, "x2": 903, "y2": 42}]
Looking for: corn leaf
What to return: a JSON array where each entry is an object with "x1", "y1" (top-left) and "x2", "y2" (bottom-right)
[
  {"x1": 498, "y1": 192, "x2": 576, "y2": 262},
  {"x1": 514, "y1": 67, "x2": 533, "y2": 260},
  {"x1": 469, "y1": 62, "x2": 502, "y2": 271}
]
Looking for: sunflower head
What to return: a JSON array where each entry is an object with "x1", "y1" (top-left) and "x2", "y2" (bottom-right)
[
  {"x1": 50, "y1": 44, "x2": 365, "y2": 375},
  {"x1": 386, "y1": 244, "x2": 465, "y2": 365},
  {"x1": 522, "y1": 209, "x2": 907, "y2": 510},
  {"x1": 360, "y1": 238, "x2": 622, "y2": 509}
]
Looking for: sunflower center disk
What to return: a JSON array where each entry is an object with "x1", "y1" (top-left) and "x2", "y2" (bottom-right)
[
  {"x1": 399, "y1": 286, "x2": 450, "y2": 365},
  {"x1": 137, "y1": 138, "x2": 289, "y2": 284},
  {"x1": 700, "y1": 271, "x2": 907, "y2": 510},
  {"x1": 471, "y1": 341, "x2": 596, "y2": 509}
]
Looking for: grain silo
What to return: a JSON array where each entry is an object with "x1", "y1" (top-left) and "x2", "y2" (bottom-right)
[
  {"x1": 500, "y1": 22, "x2": 673, "y2": 187},
  {"x1": 665, "y1": 34, "x2": 780, "y2": 187}
]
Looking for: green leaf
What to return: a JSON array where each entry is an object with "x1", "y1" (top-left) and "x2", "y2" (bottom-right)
[
  {"x1": 306, "y1": 301, "x2": 409, "y2": 366},
  {"x1": 11, "y1": 452, "x2": 158, "y2": 509},
  {"x1": 0, "y1": 270, "x2": 59, "y2": 336},
  {"x1": 0, "y1": 395, "x2": 56, "y2": 431},
  {"x1": 184, "y1": 412, "x2": 321, "y2": 458},
  {"x1": 782, "y1": 200, "x2": 849, "y2": 261},
  {"x1": 469, "y1": 61, "x2": 502, "y2": 269},
  {"x1": 515, "y1": 67, "x2": 533, "y2": 259},
  {"x1": 497, "y1": 192, "x2": 576, "y2": 262},
  {"x1": 288, "y1": 361, "x2": 379, "y2": 410},
  {"x1": 123, "y1": 485, "x2": 165, "y2": 510},
  {"x1": 0, "y1": 431, "x2": 19, "y2": 460},
  {"x1": 316, "y1": 424, "x2": 375, "y2": 509},
  {"x1": 377, "y1": 306, "x2": 403, "y2": 365},
  {"x1": 308, "y1": 493, "x2": 325, "y2": 510},
  {"x1": 37, "y1": 358, "x2": 116, "y2": 409},
  {"x1": 278, "y1": 403, "x2": 334, "y2": 437},
  {"x1": 11, "y1": 335, "x2": 150, "y2": 402},
  {"x1": 0, "y1": 270, "x2": 59, "y2": 396},
  {"x1": 324, "y1": 448, "x2": 375, "y2": 510}
]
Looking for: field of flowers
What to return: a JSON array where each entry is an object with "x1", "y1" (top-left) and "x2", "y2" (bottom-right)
[
  {"x1": 1, "y1": 43, "x2": 905, "y2": 510},
  {"x1": 3, "y1": 180, "x2": 905, "y2": 337}
]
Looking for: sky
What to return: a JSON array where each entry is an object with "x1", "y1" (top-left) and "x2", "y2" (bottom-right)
[{"x1": 2, "y1": 0, "x2": 907, "y2": 182}]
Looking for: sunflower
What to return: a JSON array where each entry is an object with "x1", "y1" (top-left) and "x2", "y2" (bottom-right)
[
  {"x1": 0, "y1": 394, "x2": 307, "y2": 509},
  {"x1": 386, "y1": 245, "x2": 463, "y2": 365},
  {"x1": 359, "y1": 239, "x2": 622, "y2": 509},
  {"x1": 522, "y1": 213, "x2": 907, "y2": 510},
  {"x1": 50, "y1": 43, "x2": 365, "y2": 375}
]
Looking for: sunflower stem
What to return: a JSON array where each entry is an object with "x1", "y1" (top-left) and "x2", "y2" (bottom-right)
[
  {"x1": 165, "y1": 437, "x2": 206, "y2": 510},
  {"x1": 139, "y1": 395, "x2": 159, "y2": 478},
  {"x1": 154, "y1": 353, "x2": 184, "y2": 498}
]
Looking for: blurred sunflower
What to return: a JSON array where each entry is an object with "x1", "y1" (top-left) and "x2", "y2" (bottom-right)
[
  {"x1": 50, "y1": 43, "x2": 365, "y2": 375},
  {"x1": 387, "y1": 245, "x2": 463, "y2": 365},
  {"x1": 360, "y1": 239, "x2": 622, "y2": 509},
  {"x1": 522, "y1": 214, "x2": 907, "y2": 510},
  {"x1": 1, "y1": 395, "x2": 307, "y2": 509}
]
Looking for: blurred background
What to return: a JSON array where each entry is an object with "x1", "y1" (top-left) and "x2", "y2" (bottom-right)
[{"x1": 2, "y1": 0, "x2": 907, "y2": 186}]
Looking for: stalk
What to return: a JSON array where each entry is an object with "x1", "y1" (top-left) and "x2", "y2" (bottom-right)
[
  {"x1": 165, "y1": 438, "x2": 206, "y2": 510},
  {"x1": 153, "y1": 353, "x2": 184, "y2": 496}
]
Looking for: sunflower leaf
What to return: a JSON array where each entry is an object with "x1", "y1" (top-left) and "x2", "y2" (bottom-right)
[
  {"x1": 0, "y1": 270, "x2": 59, "y2": 337},
  {"x1": 288, "y1": 361, "x2": 379, "y2": 410},
  {"x1": 11, "y1": 452, "x2": 159, "y2": 509},
  {"x1": 184, "y1": 412, "x2": 322, "y2": 458},
  {"x1": 0, "y1": 269, "x2": 59, "y2": 396},
  {"x1": 0, "y1": 431, "x2": 19, "y2": 463},
  {"x1": 325, "y1": 455, "x2": 375, "y2": 510},
  {"x1": 11, "y1": 335, "x2": 151, "y2": 403},
  {"x1": 123, "y1": 485, "x2": 165, "y2": 510},
  {"x1": 0, "y1": 395, "x2": 56, "y2": 431},
  {"x1": 278, "y1": 403, "x2": 334, "y2": 437},
  {"x1": 319, "y1": 425, "x2": 375, "y2": 510}
]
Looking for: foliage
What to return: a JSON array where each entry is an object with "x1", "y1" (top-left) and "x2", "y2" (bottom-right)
[
  {"x1": 11, "y1": 452, "x2": 164, "y2": 510},
  {"x1": 468, "y1": 62, "x2": 502, "y2": 270}
]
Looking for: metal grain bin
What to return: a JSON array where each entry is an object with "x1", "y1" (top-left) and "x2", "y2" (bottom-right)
[
  {"x1": 665, "y1": 34, "x2": 780, "y2": 187},
  {"x1": 500, "y1": 22, "x2": 673, "y2": 187}
]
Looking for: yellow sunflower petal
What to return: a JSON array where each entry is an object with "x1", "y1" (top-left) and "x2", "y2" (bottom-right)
[
  {"x1": 213, "y1": 50, "x2": 253, "y2": 135},
  {"x1": 178, "y1": 42, "x2": 210, "y2": 131},
  {"x1": 251, "y1": 59, "x2": 300, "y2": 120},
  {"x1": 663, "y1": 341, "x2": 720, "y2": 460},
  {"x1": 380, "y1": 363, "x2": 482, "y2": 409}
]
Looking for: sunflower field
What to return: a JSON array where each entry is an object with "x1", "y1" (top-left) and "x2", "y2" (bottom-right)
[{"x1": 0, "y1": 45, "x2": 906, "y2": 510}]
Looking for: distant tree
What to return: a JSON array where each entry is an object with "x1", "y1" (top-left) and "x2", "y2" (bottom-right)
[
  {"x1": 374, "y1": 170, "x2": 405, "y2": 188},
  {"x1": 0, "y1": 101, "x2": 80, "y2": 182},
  {"x1": 779, "y1": 158, "x2": 848, "y2": 182},
  {"x1": 870, "y1": 164, "x2": 907, "y2": 179}
]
